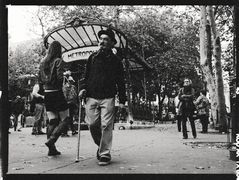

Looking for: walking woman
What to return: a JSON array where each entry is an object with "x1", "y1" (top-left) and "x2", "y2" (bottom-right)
[
  {"x1": 178, "y1": 78, "x2": 197, "y2": 139},
  {"x1": 194, "y1": 90, "x2": 210, "y2": 133},
  {"x1": 39, "y1": 40, "x2": 70, "y2": 156}
]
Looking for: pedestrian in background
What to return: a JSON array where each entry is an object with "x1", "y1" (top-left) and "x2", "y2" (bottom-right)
[
  {"x1": 62, "y1": 70, "x2": 78, "y2": 137},
  {"x1": 21, "y1": 97, "x2": 29, "y2": 128},
  {"x1": 174, "y1": 94, "x2": 181, "y2": 132},
  {"x1": 78, "y1": 28, "x2": 127, "y2": 166},
  {"x1": 194, "y1": 89, "x2": 210, "y2": 133},
  {"x1": 178, "y1": 78, "x2": 197, "y2": 139},
  {"x1": 31, "y1": 80, "x2": 46, "y2": 135},
  {"x1": 12, "y1": 95, "x2": 24, "y2": 132},
  {"x1": 39, "y1": 40, "x2": 70, "y2": 156}
]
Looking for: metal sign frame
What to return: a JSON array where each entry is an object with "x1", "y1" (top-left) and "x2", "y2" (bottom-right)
[{"x1": 43, "y1": 18, "x2": 151, "y2": 71}]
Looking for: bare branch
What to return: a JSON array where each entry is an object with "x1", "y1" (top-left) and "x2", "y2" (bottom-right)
[
  {"x1": 218, "y1": 19, "x2": 228, "y2": 32},
  {"x1": 214, "y1": 5, "x2": 219, "y2": 17},
  {"x1": 191, "y1": 5, "x2": 201, "y2": 12},
  {"x1": 220, "y1": 28, "x2": 231, "y2": 37}
]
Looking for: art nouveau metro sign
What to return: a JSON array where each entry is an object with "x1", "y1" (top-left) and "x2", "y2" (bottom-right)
[
  {"x1": 44, "y1": 18, "x2": 151, "y2": 70},
  {"x1": 62, "y1": 46, "x2": 100, "y2": 62}
]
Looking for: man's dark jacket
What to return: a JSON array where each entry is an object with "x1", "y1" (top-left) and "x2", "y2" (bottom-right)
[{"x1": 80, "y1": 49, "x2": 127, "y2": 104}]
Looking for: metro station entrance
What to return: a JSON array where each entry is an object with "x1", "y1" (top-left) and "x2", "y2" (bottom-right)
[{"x1": 43, "y1": 17, "x2": 153, "y2": 123}]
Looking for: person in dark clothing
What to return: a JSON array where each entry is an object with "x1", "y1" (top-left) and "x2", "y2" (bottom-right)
[
  {"x1": 79, "y1": 28, "x2": 127, "y2": 166},
  {"x1": 178, "y1": 78, "x2": 197, "y2": 139},
  {"x1": 31, "y1": 81, "x2": 46, "y2": 135},
  {"x1": 12, "y1": 96, "x2": 24, "y2": 131},
  {"x1": 21, "y1": 97, "x2": 28, "y2": 128},
  {"x1": 39, "y1": 40, "x2": 70, "y2": 156}
]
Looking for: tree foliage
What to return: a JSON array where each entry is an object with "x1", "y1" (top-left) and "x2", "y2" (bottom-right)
[
  {"x1": 8, "y1": 40, "x2": 45, "y2": 99},
  {"x1": 9, "y1": 5, "x2": 233, "y2": 122}
]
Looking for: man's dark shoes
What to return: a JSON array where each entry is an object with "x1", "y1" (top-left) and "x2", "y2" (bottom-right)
[
  {"x1": 32, "y1": 131, "x2": 37, "y2": 135},
  {"x1": 183, "y1": 136, "x2": 188, "y2": 139},
  {"x1": 98, "y1": 156, "x2": 111, "y2": 166},
  {"x1": 37, "y1": 131, "x2": 46, "y2": 135}
]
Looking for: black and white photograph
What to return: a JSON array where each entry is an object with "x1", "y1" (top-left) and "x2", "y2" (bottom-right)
[{"x1": 1, "y1": 3, "x2": 238, "y2": 179}]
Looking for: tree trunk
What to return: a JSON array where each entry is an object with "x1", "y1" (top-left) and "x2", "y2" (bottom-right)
[
  {"x1": 205, "y1": 20, "x2": 218, "y2": 127},
  {"x1": 199, "y1": 6, "x2": 218, "y2": 126},
  {"x1": 157, "y1": 93, "x2": 162, "y2": 122},
  {"x1": 207, "y1": 6, "x2": 228, "y2": 132},
  {"x1": 156, "y1": 82, "x2": 163, "y2": 121}
]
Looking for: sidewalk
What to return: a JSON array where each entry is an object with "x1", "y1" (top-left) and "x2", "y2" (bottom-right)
[{"x1": 7, "y1": 120, "x2": 235, "y2": 175}]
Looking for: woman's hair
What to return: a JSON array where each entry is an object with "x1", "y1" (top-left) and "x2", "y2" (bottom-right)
[{"x1": 42, "y1": 41, "x2": 62, "y2": 74}]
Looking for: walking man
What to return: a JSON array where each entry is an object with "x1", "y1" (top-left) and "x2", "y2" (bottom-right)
[
  {"x1": 79, "y1": 28, "x2": 127, "y2": 166},
  {"x1": 178, "y1": 78, "x2": 197, "y2": 139}
]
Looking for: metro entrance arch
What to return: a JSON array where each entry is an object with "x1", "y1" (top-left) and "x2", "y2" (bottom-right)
[{"x1": 43, "y1": 17, "x2": 153, "y2": 122}]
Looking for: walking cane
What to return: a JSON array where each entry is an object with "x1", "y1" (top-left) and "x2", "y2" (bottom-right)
[{"x1": 75, "y1": 97, "x2": 82, "y2": 162}]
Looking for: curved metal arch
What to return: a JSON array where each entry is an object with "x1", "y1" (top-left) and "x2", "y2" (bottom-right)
[
  {"x1": 44, "y1": 19, "x2": 128, "y2": 53},
  {"x1": 43, "y1": 18, "x2": 152, "y2": 71}
]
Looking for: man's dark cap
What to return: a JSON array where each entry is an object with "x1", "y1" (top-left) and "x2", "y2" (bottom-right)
[{"x1": 98, "y1": 28, "x2": 117, "y2": 45}]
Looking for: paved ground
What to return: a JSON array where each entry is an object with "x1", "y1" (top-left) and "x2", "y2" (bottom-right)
[{"x1": 6, "y1": 120, "x2": 236, "y2": 176}]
